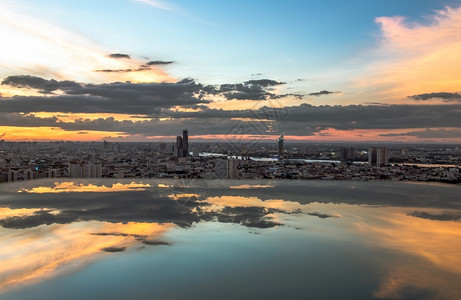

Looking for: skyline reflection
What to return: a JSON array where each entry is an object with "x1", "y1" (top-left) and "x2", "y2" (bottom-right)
[{"x1": 0, "y1": 179, "x2": 460, "y2": 299}]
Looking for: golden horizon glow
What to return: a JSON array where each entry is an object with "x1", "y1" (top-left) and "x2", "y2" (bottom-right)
[
  {"x1": 0, "y1": 126, "x2": 126, "y2": 141},
  {"x1": 20, "y1": 182, "x2": 153, "y2": 193}
]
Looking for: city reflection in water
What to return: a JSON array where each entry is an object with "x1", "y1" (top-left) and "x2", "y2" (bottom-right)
[{"x1": 0, "y1": 179, "x2": 460, "y2": 299}]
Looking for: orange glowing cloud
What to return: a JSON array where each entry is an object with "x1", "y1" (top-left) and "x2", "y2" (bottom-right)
[
  {"x1": 202, "y1": 195, "x2": 307, "y2": 213},
  {"x1": 0, "y1": 208, "x2": 42, "y2": 220},
  {"x1": 0, "y1": 221, "x2": 174, "y2": 294},
  {"x1": 353, "y1": 6, "x2": 461, "y2": 103}
]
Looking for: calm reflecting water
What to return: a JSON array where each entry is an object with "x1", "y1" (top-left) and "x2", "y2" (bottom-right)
[{"x1": 0, "y1": 179, "x2": 460, "y2": 300}]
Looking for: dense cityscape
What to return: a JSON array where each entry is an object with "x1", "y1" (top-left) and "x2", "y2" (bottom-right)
[{"x1": 1, "y1": 129, "x2": 460, "y2": 184}]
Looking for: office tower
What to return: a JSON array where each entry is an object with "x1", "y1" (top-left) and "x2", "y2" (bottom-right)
[
  {"x1": 278, "y1": 134, "x2": 284, "y2": 158},
  {"x1": 176, "y1": 136, "x2": 184, "y2": 158},
  {"x1": 339, "y1": 147, "x2": 354, "y2": 162},
  {"x1": 182, "y1": 129, "x2": 189, "y2": 157},
  {"x1": 368, "y1": 147, "x2": 389, "y2": 167}
]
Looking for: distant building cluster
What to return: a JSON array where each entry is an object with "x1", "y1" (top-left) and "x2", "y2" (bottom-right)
[{"x1": 1, "y1": 135, "x2": 461, "y2": 184}]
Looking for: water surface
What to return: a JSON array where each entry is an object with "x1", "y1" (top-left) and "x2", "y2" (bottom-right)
[{"x1": 0, "y1": 179, "x2": 460, "y2": 299}]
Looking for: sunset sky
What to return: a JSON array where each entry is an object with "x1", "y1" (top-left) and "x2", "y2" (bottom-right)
[{"x1": 1, "y1": 0, "x2": 461, "y2": 142}]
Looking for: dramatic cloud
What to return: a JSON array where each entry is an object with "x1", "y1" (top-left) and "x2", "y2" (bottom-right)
[
  {"x1": 308, "y1": 90, "x2": 338, "y2": 97},
  {"x1": 2, "y1": 101, "x2": 461, "y2": 139},
  {"x1": 408, "y1": 92, "x2": 461, "y2": 102},
  {"x1": 108, "y1": 53, "x2": 131, "y2": 59}
]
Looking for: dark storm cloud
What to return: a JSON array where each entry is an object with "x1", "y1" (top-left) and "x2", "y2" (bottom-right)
[
  {"x1": 146, "y1": 60, "x2": 174, "y2": 65},
  {"x1": 2, "y1": 75, "x2": 81, "y2": 93},
  {"x1": 108, "y1": 53, "x2": 131, "y2": 59},
  {"x1": 408, "y1": 92, "x2": 461, "y2": 102},
  {"x1": 408, "y1": 211, "x2": 461, "y2": 221},
  {"x1": 308, "y1": 90, "x2": 338, "y2": 96}
]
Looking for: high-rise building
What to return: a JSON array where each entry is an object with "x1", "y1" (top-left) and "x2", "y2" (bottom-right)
[
  {"x1": 339, "y1": 147, "x2": 354, "y2": 162},
  {"x1": 278, "y1": 134, "x2": 284, "y2": 158},
  {"x1": 368, "y1": 147, "x2": 389, "y2": 167},
  {"x1": 182, "y1": 129, "x2": 189, "y2": 157},
  {"x1": 176, "y1": 136, "x2": 184, "y2": 158}
]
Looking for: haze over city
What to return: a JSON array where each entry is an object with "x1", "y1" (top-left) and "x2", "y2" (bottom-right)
[{"x1": 1, "y1": 0, "x2": 461, "y2": 143}]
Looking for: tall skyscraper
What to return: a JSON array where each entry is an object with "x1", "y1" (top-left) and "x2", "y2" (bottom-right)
[
  {"x1": 182, "y1": 129, "x2": 189, "y2": 157},
  {"x1": 278, "y1": 134, "x2": 284, "y2": 158}
]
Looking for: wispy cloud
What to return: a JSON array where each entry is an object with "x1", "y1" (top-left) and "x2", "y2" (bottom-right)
[{"x1": 133, "y1": 0, "x2": 175, "y2": 12}]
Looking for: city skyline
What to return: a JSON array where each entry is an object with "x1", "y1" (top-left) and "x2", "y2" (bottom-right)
[{"x1": 1, "y1": 0, "x2": 461, "y2": 143}]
